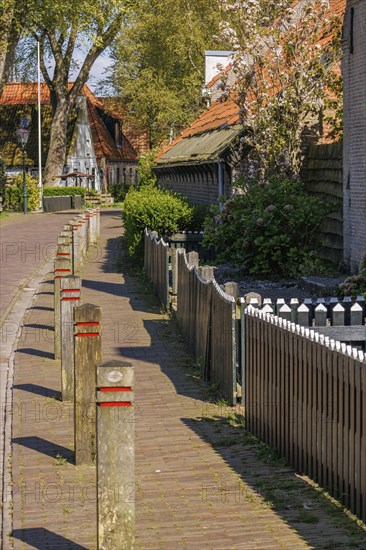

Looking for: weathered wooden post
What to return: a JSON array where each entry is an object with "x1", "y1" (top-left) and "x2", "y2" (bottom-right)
[
  {"x1": 187, "y1": 250, "x2": 199, "y2": 269},
  {"x1": 170, "y1": 248, "x2": 179, "y2": 297},
  {"x1": 71, "y1": 218, "x2": 80, "y2": 274},
  {"x1": 96, "y1": 360, "x2": 134, "y2": 550},
  {"x1": 201, "y1": 265, "x2": 215, "y2": 281},
  {"x1": 224, "y1": 281, "x2": 239, "y2": 302},
  {"x1": 74, "y1": 303, "x2": 102, "y2": 465},
  {"x1": 60, "y1": 276, "x2": 81, "y2": 401},
  {"x1": 54, "y1": 256, "x2": 72, "y2": 360},
  {"x1": 96, "y1": 207, "x2": 100, "y2": 237}
]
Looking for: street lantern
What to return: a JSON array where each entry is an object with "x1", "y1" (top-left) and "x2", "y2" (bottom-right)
[{"x1": 16, "y1": 117, "x2": 30, "y2": 214}]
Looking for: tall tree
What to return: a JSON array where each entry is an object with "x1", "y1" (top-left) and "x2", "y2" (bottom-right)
[
  {"x1": 27, "y1": 0, "x2": 134, "y2": 185},
  {"x1": 110, "y1": 0, "x2": 224, "y2": 147}
]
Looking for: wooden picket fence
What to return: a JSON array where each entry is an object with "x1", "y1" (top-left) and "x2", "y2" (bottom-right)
[
  {"x1": 143, "y1": 227, "x2": 366, "y2": 522},
  {"x1": 143, "y1": 229, "x2": 170, "y2": 308},
  {"x1": 243, "y1": 305, "x2": 366, "y2": 522}
]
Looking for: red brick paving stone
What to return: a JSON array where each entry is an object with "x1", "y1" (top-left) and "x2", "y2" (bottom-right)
[
  {"x1": 10, "y1": 211, "x2": 366, "y2": 550},
  {"x1": 0, "y1": 211, "x2": 79, "y2": 320}
]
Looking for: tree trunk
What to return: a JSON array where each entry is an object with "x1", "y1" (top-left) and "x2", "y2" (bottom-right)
[
  {"x1": 43, "y1": 97, "x2": 71, "y2": 186},
  {"x1": 0, "y1": 0, "x2": 20, "y2": 94}
]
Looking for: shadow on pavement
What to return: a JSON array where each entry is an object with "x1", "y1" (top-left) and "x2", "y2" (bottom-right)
[
  {"x1": 16, "y1": 348, "x2": 54, "y2": 359},
  {"x1": 23, "y1": 323, "x2": 53, "y2": 331},
  {"x1": 181, "y1": 415, "x2": 366, "y2": 548},
  {"x1": 13, "y1": 383, "x2": 61, "y2": 400},
  {"x1": 12, "y1": 437, "x2": 73, "y2": 462},
  {"x1": 12, "y1": 529, "x2": 88, "y2": 550}
]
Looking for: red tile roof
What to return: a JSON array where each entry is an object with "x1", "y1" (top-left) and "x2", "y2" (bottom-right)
[
  {"x1": 97, "y1": 97, "x2": 150, "y2": 156},
  {"x1": 0, "y1": 82, "x2": 138, "y2": 163}
]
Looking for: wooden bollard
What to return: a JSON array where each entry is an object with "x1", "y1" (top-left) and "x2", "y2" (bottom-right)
[
  {"x1": 74, "y1": 303, "x2": 102, "y2": 465},
  {"x1": 54, "y1": 256, "x2": 72, "y2": 360},
  {"x1": 60, "y1": 276, "x2": 81, "y2": 401},
  {"x1": 71, "y1": 218, "x2": 81, "y2": 274},
  {"x1": 92, "y1": 208, "x2": 98, "y2": 242},
  {"x1": 96, "y1": 207, "x2": 100, "y2": 237},
  {"x1": 96, "y1": 360, "x2": 134, "y2": 550}
]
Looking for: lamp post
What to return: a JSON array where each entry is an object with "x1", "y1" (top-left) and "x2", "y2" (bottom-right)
[{"x1": 16, "y1": 117, "x2": 30, "y2": 214}]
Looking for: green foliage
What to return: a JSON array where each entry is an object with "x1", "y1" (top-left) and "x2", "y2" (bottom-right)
[
  {"x1": 109, "y1": 0, "x2": 224, "y2": 146},
  {"x1": 137, "y1": 150, "x2": 158, "y2": 187},
  {"x1": 123, "y1": 185, "x2": 194, "y2": 256},
  {"x1": 203, "y1": 177, "x2": 330, "y2": 278},
  {"x1": 42, "y1": 186, "x2": 86, "y2": 197},
  {"x1": 4, "y1": 174, "x2": 40, "y2": 211},
  {"x1": 336, "y1": 254, "x2": 366, "y2": 299},
  {"x1": 109, "y1": 184, "x2": 127, "y2": 203}
]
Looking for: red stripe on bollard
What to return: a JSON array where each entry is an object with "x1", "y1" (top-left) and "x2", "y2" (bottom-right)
[
  {"x1": 98, "y1": 402, "x2": 132, "y2": 407},
  {"x1": 62, "y1": 297, "x2": 80, "y2": 301},
  {"x1": 99, "y1": 387, "x2": 132, "y2": 392},
  {"x1": 76, "y1": 332, "x2": 100, "y2": 337},
  {"x1": 76, "y1": 321, "x2": 99, "y2": 327},
  {"x1": 61, "y1": 289, "x2": 80, "y2": 293}
]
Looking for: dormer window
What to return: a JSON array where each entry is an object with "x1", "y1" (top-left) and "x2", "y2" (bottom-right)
[{"x1": 115, "y1": 122, "x2": 122, "y2": 148}]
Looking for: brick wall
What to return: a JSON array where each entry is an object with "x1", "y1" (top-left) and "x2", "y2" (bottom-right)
[
  {"x1": 342, "y1": 0, "x2": 366, "y2": 272},
  {"x1": 156, "y1": 163, "x2": 232, "y2": 206}
]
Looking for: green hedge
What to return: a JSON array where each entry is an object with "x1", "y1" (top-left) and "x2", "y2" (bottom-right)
[
  {"x1": 4, "y1": 175, "x2": 40, "y2": 211},
  {"x1": 43, "y1": 186, "x2": 86, "y2": 197},
  {"x1": 123, "y1": 184, "x2": 194, "y2": 256}
]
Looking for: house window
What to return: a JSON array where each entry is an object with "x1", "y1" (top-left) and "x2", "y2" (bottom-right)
[{"x1": 117, "y1": 167, "x2": 120, "y2": 184}]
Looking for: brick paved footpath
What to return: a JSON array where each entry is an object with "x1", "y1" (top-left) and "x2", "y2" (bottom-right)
[{"x1": 7, "y1": 211, "x2": 366, "y2": 549}]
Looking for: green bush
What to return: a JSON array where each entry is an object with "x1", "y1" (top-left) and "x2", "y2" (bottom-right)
[
  {"x1": 110, "y1": 183, "x2": 128, "y2": 203},
  {"x1": 43, "y1": 186, "x2": 86, "y2": 197},
  {"x1": 4, "y1": 174, "x2": 40, "y2": 211},
  {"x1": 123, "y1": 184, "x2": 194, "y2": 256},
  {"x1": 137, "y1": 150, "x2": 158, "y2": 187},
  {"x1": 204, "y1": 177, "x2": 330, "y2": 278}
]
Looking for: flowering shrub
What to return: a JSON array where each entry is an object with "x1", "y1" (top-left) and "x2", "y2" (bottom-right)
[
  {"x1": 203, "y1": 177, "x2": 329, "y2": 278},
  {"x1": 219, "y1": 0, "x2": 343, "y2": 180}
]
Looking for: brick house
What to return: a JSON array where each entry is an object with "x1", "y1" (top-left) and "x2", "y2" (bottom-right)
[
  {"x1": 0, "y1": 82, "x2": 139, "y2": 191},
  {"x1": 342, "y1": 0, "x2": 366, "y2": 272},
  {"x1": 155, "y1": 0, "x2": 345, "y2": 206}
]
